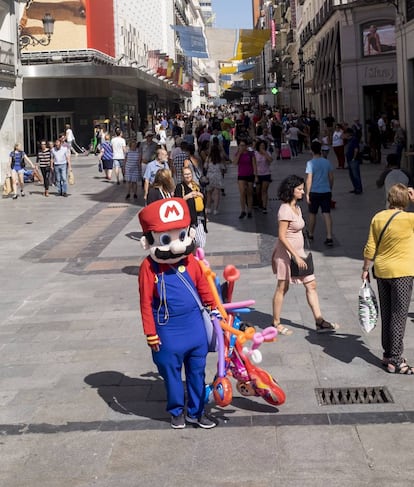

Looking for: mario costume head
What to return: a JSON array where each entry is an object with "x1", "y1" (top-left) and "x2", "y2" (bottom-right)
[{"x1": 138, "y1": 198, "x2": 196, "y2": 264}]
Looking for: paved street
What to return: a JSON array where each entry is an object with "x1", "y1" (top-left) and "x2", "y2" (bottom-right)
[{"x1": 1, "y1": 148, "x2": 414, "y2": 487}]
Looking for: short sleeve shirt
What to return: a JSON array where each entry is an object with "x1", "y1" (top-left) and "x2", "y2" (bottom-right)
[
  {"x1": 112, "y1": 136, "x2": 126, "y2": 160},
  {"x1": 305, "y1": 157, "x2": 333, "y2": 193}
]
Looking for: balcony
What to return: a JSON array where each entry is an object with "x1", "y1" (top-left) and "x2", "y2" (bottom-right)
[{"x1": 0, "y1": 39, "x2": 16, "y2": 82}]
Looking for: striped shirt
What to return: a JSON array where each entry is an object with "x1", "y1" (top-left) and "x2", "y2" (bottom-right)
[
  {"x1": 101, "y1": 141, "x2": 113, "y2": 160},
  {"x1": 37, "y1": 149, "x2": 51, "y2": 167}
]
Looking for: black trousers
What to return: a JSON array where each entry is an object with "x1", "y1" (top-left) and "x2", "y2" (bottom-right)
[
  {"x1": 40, "y1": 166, "x2": 51, "y2": 190},
  {"x1": 377, "y1": 276, "x2": 413, "y2": 365}
]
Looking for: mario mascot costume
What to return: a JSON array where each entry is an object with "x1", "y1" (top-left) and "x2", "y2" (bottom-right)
[{"x1": 138, "y1": 197, "x2": 219, "y2": 429}]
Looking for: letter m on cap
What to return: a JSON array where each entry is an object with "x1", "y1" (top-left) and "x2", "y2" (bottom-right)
[{"x1": 160, "y1": 200, "x2": 185, "y2": 224}]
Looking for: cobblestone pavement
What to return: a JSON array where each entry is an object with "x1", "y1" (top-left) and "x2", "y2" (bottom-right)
[{"x1": 1, "y1": 148, "x2": 414, "y2": 486}]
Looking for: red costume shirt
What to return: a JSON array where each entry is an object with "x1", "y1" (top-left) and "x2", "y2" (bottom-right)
[{"x1": 138, "y1": 253, "x2": 215, "y2": 336}]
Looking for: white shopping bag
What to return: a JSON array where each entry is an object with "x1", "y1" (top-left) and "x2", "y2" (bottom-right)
[{"x1": 358, "y1": 279, "x2": 378, "y2": 333}]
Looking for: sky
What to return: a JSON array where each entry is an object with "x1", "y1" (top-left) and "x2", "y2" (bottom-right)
[{"x1": 211, "y1": 0, "x2": 253, "y2": 29}]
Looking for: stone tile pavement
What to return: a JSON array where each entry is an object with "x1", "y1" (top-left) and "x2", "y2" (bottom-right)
[{"x1": 1, "y1": 148, "x2": 414, "y2": 486}]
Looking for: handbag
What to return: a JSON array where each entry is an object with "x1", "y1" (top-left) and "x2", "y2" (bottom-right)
[
  {"x1": 290, "y1": 252, "x2": 314, "y2": 277},
  {"x1": 2, "y1": 176, "x2": 12, "y2": 197},
  {"x1": 170, "y1": 265, "x2": 218, "y2": 352},
  {"x1": 358, "y1": 279, "x2": 378, "y2": 333},
  {"x1": 372, "y1": 211, "x2": 401, "y2": 278},
  {"x1": 98, "y1": 161, "x2": 103, "y2": 173},
  {"x1": 290, "y1": 230, "x2": 314, "y2": 277},
  {"x1": 68, "y1": 170, "x2": 75, "y2": 185}
]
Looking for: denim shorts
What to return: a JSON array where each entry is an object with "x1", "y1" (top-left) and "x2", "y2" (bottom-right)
[{"x1": 113, "y1": 159, "x2": 124, "y2": 169}]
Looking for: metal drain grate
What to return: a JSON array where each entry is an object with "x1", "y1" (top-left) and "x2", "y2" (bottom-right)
[{"x1": 315, "y1": 386, "x2": 394, "y2": 406}]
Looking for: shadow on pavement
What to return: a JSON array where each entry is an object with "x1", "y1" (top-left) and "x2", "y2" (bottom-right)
[
  {"x1": 305, "y1": 332, "x2": 381, "y2": 368},
  {"x1": 84, "y1": 370, "x2": 168, "y2": 422},
  {"x1": 122, "y1": 265, "x2": 139, "y2": 276},
  {"x1": 84, "y1": 370, "x2": 282, "y2": 421}
]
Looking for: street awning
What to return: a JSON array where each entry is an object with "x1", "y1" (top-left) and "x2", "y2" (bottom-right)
[{"x1": 205, "y1": 28, "x2": 271, "y2": 62}]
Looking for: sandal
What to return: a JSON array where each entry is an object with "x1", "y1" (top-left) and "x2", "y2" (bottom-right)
[
  {"x1": 387, "y1": 362, "x2": 414, "y2": 375},
  {"x1": 273, "y1": 323, "x2": 293, "y2": 336},
  {"x1": 382, "y1": 356, "x2": 406, "y2": 367},
  {"x1": 316, "y1": 319, "x2": 340, "y2": 333}
]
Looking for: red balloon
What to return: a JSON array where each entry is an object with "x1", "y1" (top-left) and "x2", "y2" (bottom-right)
[{"x1": 213, "y1": 377, "x2": 233, "y2": 407}]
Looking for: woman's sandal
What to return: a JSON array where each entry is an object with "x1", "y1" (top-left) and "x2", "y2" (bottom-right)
[
  {"x1": 387, "y1": 362, "x2": 414, "y2": 375},
  {"x1": 382, "y1": 356, "x2": 407, "y2": 367},
  {"x1": 316, "y1": 319, "x2": 340, "y2": 333},
  {"x1": 273, "y1": 323, "x2": 293, "y2": 336}
]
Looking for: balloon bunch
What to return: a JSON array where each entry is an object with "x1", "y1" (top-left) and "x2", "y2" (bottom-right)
[{"x1": 196, "y1": 249, "x2": 286, "y2": 408}]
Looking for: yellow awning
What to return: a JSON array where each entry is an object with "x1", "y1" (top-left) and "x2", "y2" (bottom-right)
[
  {"x1": 206, "y1": 28, "x2": 271, "y2": 62},
  {"x1": 232, "y1": 29, "x2": 271, "y2": 61},
  {"x1": 220, "y1": 65, "x2": 238, "y2": 74}
]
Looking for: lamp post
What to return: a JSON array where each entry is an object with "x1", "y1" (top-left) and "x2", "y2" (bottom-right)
[
  {"x1": 19, "y1": 13, "x2": 55, "y2": 50},
  {"x1": 298, "y1": 47, "x2": 305, "y2": 115},
  {"x1": 287, "y1": 59, "x2": 294, "y2": 111},
  {"x1": 298, "y1": 48, "x2": 305, "y2": 114}
]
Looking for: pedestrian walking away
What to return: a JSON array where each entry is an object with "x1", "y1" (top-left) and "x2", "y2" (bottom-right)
[
  {"x1": 233, "y1": 140, "x2": 258, "y2": 219},
  {"x1": 111, "y1": 128, "x2": 127, "y2": 185},
  {"x1": 344, "y1": 128, "x2": 363, "y2": 194},
  {"x1": 305, "y1": 140, "x2": 334, "y2": 246},
  {"x1": 124, "y1": 140, "x2": 142, "y2": 200},
  {"x1": 362, "y1": 184, "x2": 414, "y2": 374},
  {"x1": 99, "y1": 134, "x2": 113, "y2": 180}
]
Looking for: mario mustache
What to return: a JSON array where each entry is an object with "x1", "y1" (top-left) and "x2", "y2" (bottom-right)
[{"x1": 154, "y1": 240, "x2": 195, "y2": 260}]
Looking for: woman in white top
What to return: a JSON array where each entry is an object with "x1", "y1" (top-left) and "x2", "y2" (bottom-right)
[
  {"x1": 332, "y1": 124, "x2": 345, "y2": 168},
  {"x1": 321, "y1": 129, "x2": 331, "y2": 158},
  {"x1": 286, "y1": 123, "x2": 305, "y2": 158}
]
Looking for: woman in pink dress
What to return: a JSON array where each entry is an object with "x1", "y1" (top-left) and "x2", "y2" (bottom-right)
[{"x1": 272, "y1": 175, "x2": 340, "y2": 335}]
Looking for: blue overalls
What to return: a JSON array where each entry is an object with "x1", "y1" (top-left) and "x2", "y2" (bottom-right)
[{"x1": 151, "y1": 261, "x2": 208, "y2": 418}]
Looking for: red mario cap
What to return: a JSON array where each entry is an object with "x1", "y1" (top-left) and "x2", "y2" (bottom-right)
[{"x1": 138, "y1": 198, "x2": 191, "y2": 233}]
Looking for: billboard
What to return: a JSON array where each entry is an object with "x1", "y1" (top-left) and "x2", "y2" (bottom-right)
[
  {"x1": 362, "y1": 22, "x2": 396, "y2": 56},
  {"x1": 20, "y1": 0, "x2": 115, "y2": 57}
]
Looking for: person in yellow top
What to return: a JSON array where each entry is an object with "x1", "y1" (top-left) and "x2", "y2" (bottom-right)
[
  {"x1": 362, "y1": 183, "x2": 414, "y2": 374},
  {"x1": 174, "y1": 168, "x2": 207, "y2": 249}
]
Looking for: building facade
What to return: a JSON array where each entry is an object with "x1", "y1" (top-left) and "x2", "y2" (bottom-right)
[
  {"x1": 0, "y1": 0, "x2": 21, "y2": 179},
  {"x1": 16, "y1": 0, "x2": 207, "y2": 155}
]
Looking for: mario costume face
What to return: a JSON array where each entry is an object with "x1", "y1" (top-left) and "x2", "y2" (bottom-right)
[
  {"x1": 137, "y1": 198, "x2": 217, "y2": 427},
  {"x1": 139, "y1": 198, "x2": 196, "y2": 264}
]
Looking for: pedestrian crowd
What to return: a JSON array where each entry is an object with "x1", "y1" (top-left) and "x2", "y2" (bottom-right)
[{"x1": 4, "y1": 104, "x2": 414, "y2": 430}]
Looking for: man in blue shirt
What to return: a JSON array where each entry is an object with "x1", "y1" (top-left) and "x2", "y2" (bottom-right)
[
  {"x1": 305, "y1": 141, "x2": 334, "y2": 246},
  {"x1": 143, "y1": 148, "x2": 169, "y2": 201},
  {"x1": 344, "y1": 128, "x2": 363, "y2": 195}
]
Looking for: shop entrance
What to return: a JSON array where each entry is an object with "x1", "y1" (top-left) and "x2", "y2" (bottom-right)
[
  {"x1": 363, "y1": 84, "x2": 398, "y2": 123},
  {"x1": 23, "y1": 113, "x2": 73, "y2": 155}
]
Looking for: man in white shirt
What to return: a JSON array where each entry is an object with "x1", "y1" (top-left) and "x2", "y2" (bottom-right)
[
  {"x1": 112, "y1": 128, "x2": 126, "y2": 185},
  {"x1": 51, "y1": 139, "x2": 71, "y2": 197}
]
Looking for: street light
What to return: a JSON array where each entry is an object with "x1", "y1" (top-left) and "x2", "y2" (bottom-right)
[
  {"x1": 297, "y1": 48, "x2": 305, "y2": 114},
  {"x1": 19, "y1": 13, "x2": 55, "y2": 50}
]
